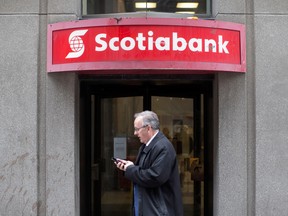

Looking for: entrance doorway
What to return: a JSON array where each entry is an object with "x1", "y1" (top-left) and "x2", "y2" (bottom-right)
[{"x1": 80, "y1": 78, "x2": 213, "y2": 216}]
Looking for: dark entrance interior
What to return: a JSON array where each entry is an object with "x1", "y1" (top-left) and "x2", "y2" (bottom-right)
[{"x1": 80, "y1": 75, "x2": 213, "y2": 216}]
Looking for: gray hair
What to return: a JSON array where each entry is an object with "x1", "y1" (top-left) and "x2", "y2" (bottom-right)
[{"x1": 134, "y1": 111, "x2": 160, "y2": 130}]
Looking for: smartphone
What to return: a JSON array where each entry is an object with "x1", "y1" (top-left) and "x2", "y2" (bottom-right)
[{"x1": 111, "y1": 157, "x2": 119, "y2": 163}]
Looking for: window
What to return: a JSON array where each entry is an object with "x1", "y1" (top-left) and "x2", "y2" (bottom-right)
[{"x1": 82, "y1": 0, "x2": 211, "y2": 18}]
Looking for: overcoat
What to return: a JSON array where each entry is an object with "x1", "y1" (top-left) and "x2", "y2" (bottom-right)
[{"x1": 125, "y1": 131, "x2": 183, "y2": 216}]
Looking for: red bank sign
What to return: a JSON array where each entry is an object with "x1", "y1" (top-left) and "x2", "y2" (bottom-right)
[{"x1": 47, "y1": 18, "x2": 246, "y2": 73}]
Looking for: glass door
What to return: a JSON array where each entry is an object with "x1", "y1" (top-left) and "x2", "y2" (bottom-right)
[
  {"x1": 152, "y1": 95, "x2": 204, "y2": 215},
  {"x1": 80, "y1": 82, "x2": 213, "y2": 216},
  {"x1": 99, "y1": 96, "x2": 143, "y2": 216}
]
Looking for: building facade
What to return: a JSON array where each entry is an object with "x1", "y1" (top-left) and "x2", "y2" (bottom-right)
[{"x1": 1, "y1": 0, "x2": 288, "y2": 215}]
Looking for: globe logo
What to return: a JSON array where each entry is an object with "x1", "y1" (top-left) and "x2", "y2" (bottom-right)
[
  {"x1": 70, "y1": 36, "x2": 84, "y2": 52},
  {"x1": 66, "y1": 29, "x2": 88, "y2": 59}
]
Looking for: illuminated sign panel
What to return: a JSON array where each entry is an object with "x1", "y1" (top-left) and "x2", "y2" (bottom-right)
[{"x1": 47, "y1": 18, "x2": 246, "y2": 73}]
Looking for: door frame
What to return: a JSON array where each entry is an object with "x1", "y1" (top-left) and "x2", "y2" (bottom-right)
[{"x1": 80, "y1": 77, "x2": 214, "y2": 216}]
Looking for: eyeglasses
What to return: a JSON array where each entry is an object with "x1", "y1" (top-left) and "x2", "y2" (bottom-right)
[{"x1": 134, "y1": 125, "x2": 148, "y2": 132}]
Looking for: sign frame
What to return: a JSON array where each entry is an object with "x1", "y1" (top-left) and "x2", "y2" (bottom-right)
[{"x1": 47, "y1": 17, "x2": 246, "y2": 74}]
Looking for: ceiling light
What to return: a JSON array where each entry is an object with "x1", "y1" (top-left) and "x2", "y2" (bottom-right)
[
  {"x1": 176, "y1": 2, "x2": 199, "y2": 9},
  {"x1": 176, "y1": 11, "x2": 196, "y2": 14},
  {"x1": 135, "y1": 2, "x2": 157, "y2": 9},
  {"x1": 187, "y1": 16, "x2": 198, "y2": 19}
]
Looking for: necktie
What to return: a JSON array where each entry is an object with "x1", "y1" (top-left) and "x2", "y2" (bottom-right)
[
  {"x1": 134, "y1": 145, "x2": 147, "y2": 216},
  {"x1": 134, "y1": 184, "x2": 139, "y2": 216}
]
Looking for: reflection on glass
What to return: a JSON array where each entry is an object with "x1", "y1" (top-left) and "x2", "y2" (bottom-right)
[
  {"x1": 82, "y1": 0, "x2": 208, "y2": 16},
  {"x1": 152, "y1": 96, "x2": 204, "y2": 216}
]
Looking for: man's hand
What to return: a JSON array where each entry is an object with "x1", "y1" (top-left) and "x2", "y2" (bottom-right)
[{"x1": 116, "y1": 159, "x2": 134, "y2": 171}]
